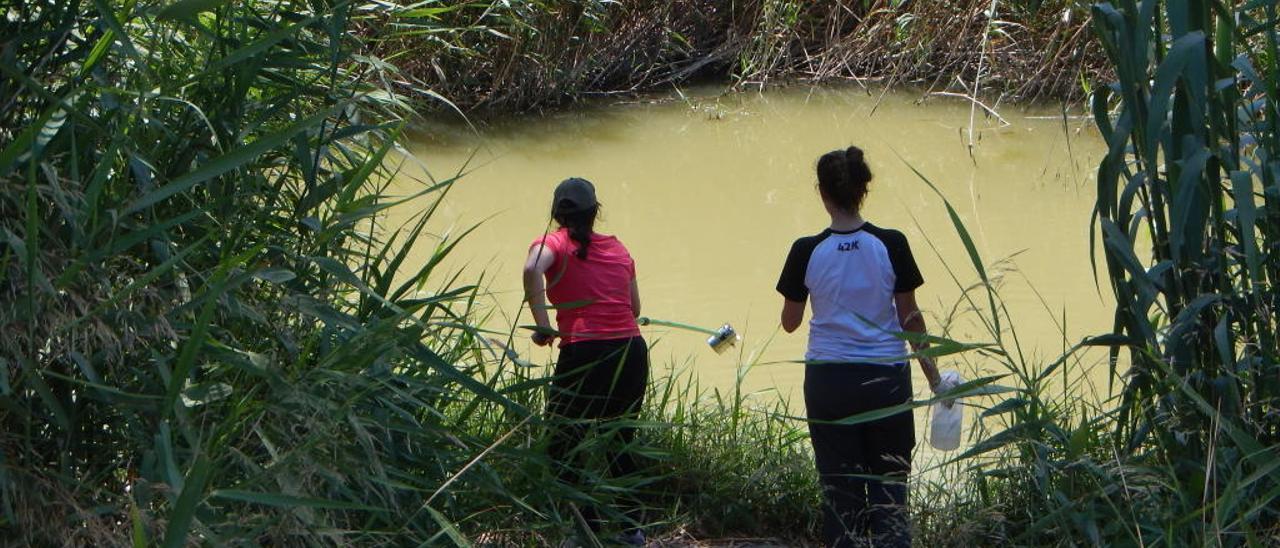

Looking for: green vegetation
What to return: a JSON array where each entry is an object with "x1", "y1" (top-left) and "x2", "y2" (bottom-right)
[
  {"x1": 643, "y1": 364, "x2": 820, "y2": 540},
  {"x1": 3, "y1": 0, "x2": 1278, "y2": 545},
  {"x1": 0, "y1": 0, "x2": 554, "y2": 543},
  {"x1": 1087, "y1": 0, "x2": 1279, "y2": 540},
  {"x1": 895, "y1": 1, "x2": 1280, "y2": 544}
]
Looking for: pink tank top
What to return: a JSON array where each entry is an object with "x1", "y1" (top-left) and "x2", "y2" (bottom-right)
[{"x1": 530, "y1": 229, "x2": 641, "y2": 346}]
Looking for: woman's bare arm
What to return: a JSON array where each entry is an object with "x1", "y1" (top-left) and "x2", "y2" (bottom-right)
[
  {"x1": 895, "y1": 290, "x2": 941, "y2": 390},
  {"x1": 522, "y1": 244, "x2": 556, "y2": 345},
  {"x1": 780, "y1": 299, "x2": 806, "y2": 333},
  {"x1": 630, "y1": 277, "x2": 641, "y2": 318}
]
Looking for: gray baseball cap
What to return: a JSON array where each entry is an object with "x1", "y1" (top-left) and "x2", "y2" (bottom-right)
[{"x1": 552, "y1": 177, "x2": 597, "y2": 215}]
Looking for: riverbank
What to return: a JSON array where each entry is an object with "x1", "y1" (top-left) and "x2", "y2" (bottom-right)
[
  {"x1": 4, "y1": 0, "x2": 1277, "y2": 545},
  {"x1": 363, "y1": 0, "x2": 1108, "y2": 115}
]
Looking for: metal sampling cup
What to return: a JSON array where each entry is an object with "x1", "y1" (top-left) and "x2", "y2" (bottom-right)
[
  {"x1": 637, "y1": 316, "x2": 740, "y2": 354},
  {"x1": 706, "y1": 323, "x2": 739, "y2": 354}
]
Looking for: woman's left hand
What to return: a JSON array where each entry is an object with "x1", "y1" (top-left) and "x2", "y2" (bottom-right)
[{"x1": 926, "y1": 365, "x2": 943, "y2": 394}]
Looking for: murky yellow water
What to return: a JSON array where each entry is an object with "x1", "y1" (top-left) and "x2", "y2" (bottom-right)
[{"x1": 388, "y1": 86, "x2": 1112, "y2": 463}]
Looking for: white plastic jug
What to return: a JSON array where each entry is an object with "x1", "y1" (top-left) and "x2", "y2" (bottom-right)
[{"x1": 929, "y1": 370, "x2": 963, "y2": 451}]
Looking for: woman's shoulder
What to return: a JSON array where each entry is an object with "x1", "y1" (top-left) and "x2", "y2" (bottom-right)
[
  {"x1": 786, "y1": 230, "x2": 833, "y2": 250},
  {"x1": 530, "y1": 227, "x2": 570, "y2": 249},
  {"x1": 592, "y1": 233, "x2": 632, "y2": 254},
  {"x1": 861, "y1": 222, "x2": 909, "y2": 243}
]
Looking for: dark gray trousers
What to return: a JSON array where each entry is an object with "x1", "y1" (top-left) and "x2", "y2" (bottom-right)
[
  {"x1": 546, "y1": 336, "x2": 649, "y2": 531},
  {"x1": 805, "y1": 363, "x2": 914, "y2": 548}
]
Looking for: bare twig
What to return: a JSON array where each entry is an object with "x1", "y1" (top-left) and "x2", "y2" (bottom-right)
[{"x1": 929, "y1": 91, "x2": 1011, "y2": 127}]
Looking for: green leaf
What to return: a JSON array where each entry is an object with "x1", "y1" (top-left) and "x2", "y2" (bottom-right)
[
  {"x1": 80, "y1": 29, "x2": 116, "y2": 77},
  {"x1": 981, "y1": 397, "x2": 1027, "y2": 418},
  {"x1": 153, "y1": 421, "x2": 181, "y2": 494},
  {"x1": 1142, "y1": 30, "x2": 1202, "y2": 161},
  {"x1": 15, "y1": 354, "x2": 70, "y2": 430},
  {"x1": 1230, "y1": 170, "x2": 1262, "y2": 285},
  {"x1": 396, "y1": 3, "x2": 469, "y2": 19},
  {"x1": 1168, "y1": 144, "x2": 1211, "y2": 264},
  {"x1": 335, "y1": 129, "x2": 403, "y2": 205},
  {"x1": 952, "y1": 421, "x2": 1040, "y2": 461},
  {"x1": 1167, "y1": 360, "x2": 1280, "y2": 487},
  {"x1": 58, "y1": 234, "x2": 211, "y2": 326},
  {"x1": 92, "y1": 0, "x2": 149, "y2": 76},
  {"x1": 130, "y1": 499, "x2": 148, "y2": 548},
  {"x1": 0, "y1": 99, "x2": 69, "y2": 178},
  {"x1": 124, "y1": 108, "x2": 336, "y2": 215},
  {"x1": 38, "y1": 369, "x2": 162, "y2": 405},
  {"x1": 191, "y1": 16, "x2": 317, "y2": 81},
  {"x1": 425, "y1": 506, "x2": 473, "y2": 547},
  {"x1": 164, "y1": 243, "x2": 264, "y2": 415},
  {"x1": 158, "y1": 0, "x2": 231, "y2": 20},
  {"x1": 0, "y1": 358, "x2": 9, "y2": 396},
  {"x1": 1080, "y1": 333, "x2": 1137, "y2": 346},
  {"x1": 252, "y1": 268, "x2": 296, "y2": 284},
  {"x1": 102, "y1": 211, "x2": 201, "y2": 261},
  {"x1": 180, "y1": 382, "x2": 233, "y2": 407},
  {"x1": 895, "y1": 150, "x2": 1002, "y2": 340},
  {"x1": 210, "y1": 490, "x2": 388, "y2": 512},
  {"x1": 1099, "y1": 219, "x2": 1158, "y2": 310},
  {"x1": 161, "y1": 453, "x2": 212, "y2": 548}
]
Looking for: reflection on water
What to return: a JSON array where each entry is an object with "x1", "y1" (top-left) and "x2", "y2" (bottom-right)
[{"x1": 387, "y1": 85, "x2": 1111, "y2": 462}]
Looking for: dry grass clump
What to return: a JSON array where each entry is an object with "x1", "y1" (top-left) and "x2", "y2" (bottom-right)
[{"x1": 361, "y1": 0, "x2": 1107, "y2": 113}]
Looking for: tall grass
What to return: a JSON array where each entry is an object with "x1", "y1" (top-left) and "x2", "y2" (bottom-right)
[
  {"x1": 642, "y1": 360, "x2": 821, "y2": 541},
  {"x1": 887, "y1": 1, "x2": 1280, "y2": 543},
  {"x1": 888, "y1": 139, "x2": 1276, "y2": 544},
  {"x1": 1092, "y1": 0, "x2": 1280, "y2": 445},
  {"x1": 455, "y1": 347, "x2": 826, "y2": 545},
  {"x1": 1091, "y1": 0, "x2": 1280, "y2": 533},
  {"x1": 0, "y1": 0, "x2": 584, "y2": 544}
]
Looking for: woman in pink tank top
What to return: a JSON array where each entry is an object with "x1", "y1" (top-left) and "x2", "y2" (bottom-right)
[{"x1": 522, "y1": 177, "x2": 648, "y2": 545}]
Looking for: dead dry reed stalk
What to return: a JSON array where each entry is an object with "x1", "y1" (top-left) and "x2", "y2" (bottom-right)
[{"x1": 363, "y1": 0, "x2": 1107, "y2": 114}]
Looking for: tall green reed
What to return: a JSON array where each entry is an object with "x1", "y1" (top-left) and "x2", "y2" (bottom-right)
[
  {"x1": 886, "y1": 1, "x2": 1280, "y2": 540},
  {"x1": 0, "y1": 0, "x2": 579, "y2": 544},
  {"x1": 1090, "y1": 0, "x2": 1279, "y2": 513}
]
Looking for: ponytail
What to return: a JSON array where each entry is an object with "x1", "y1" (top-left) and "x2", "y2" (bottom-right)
[
  {"x1": 554, "y1": 206, "x2": 599, "y2": 260},
  {"x1": 816, "y1": 145, "x2": 873, "y2": 214}
]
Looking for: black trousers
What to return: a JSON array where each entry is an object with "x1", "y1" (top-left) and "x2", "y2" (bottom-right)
[
  {"x1": 546, "y1": 336, "x2": 649, "y2": 530},
  {"x1": 805, "y1": 363, "x2": 915, "y2": 548}
]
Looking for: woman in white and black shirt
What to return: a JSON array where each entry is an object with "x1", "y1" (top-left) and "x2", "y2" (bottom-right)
[{"x1": 776, "y1": 146, "x2": 941, "y2": 548}]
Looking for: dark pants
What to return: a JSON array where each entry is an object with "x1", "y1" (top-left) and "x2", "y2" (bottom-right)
[
  {"x1": 805, "y1": 363, "x2": 915, "y2": 548},
  {"x1": 546, "y1": 336, "x2": 649, "y2": 530}
]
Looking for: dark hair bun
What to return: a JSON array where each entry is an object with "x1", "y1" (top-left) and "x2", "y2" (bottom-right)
[
  {"x1": 845, "y1": 146, "x2": 864, "y2": 164},
  {"x1": 816, "y1": 145, "x2": 873, "y2": 214}
]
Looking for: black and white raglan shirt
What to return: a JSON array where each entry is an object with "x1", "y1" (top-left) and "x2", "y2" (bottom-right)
[{"x1": 776, "y1": 223, "x2": 924, "y2": 364}]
